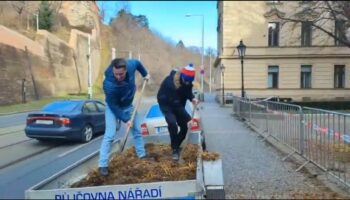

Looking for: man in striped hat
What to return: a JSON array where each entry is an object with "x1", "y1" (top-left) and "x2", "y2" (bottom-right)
[{"x1": 157, "y1": 63, "x2": 199, "y2": 160}]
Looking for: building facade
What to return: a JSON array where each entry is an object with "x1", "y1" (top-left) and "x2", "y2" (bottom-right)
[{"x1": 214, "y1": 1, "x2": 350, "y2": 102}]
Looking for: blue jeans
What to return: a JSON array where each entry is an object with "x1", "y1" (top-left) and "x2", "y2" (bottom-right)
[{"x1": 98, "y1": 104, "x2": 146, "y2": 168}]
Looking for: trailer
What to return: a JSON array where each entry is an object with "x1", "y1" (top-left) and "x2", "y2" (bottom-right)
[{"x1": 25, "y1": 131, "x2": 225, "y2": 199}]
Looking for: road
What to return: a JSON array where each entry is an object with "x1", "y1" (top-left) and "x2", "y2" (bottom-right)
[
  {"x1": 0, "y1": 112, "x2": 28, "y2": 128},
  {"x1": 0, "y1": 136, "x2": 103, "y2": 199},
  {"x1": 0, "y1": 96, "x2": 157, "y2": 199}
]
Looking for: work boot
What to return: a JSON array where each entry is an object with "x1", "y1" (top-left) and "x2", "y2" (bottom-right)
[
  {"x1": 172, "y1": 149, "x2": 180, "y2": 161},
  {"x1": 98, "y1": 167, "x2": 109, "y2": 176}
]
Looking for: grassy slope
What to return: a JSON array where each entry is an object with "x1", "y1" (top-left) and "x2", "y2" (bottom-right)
[{"x1": 0, "y1": 94, "x2": 105, "y2": 114}]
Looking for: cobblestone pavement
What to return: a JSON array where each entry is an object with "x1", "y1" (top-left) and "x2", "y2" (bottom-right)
[{"x1": 200, "y1": 93, "x2": 349, "y2": 199}]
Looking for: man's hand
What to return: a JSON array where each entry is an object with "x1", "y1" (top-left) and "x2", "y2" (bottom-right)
[
  {"x1": 187, "y1": 120, "x2": 193, "y2": 129},
  {"x1": 191, "y1": 98, "x2": 199, "y2": 106},
  {"x1": 126, "y1": 120, "x2": 133, "y2": 129},
  {"x1": 144, "y1": 74, "x2": 150, "y2": 81}
]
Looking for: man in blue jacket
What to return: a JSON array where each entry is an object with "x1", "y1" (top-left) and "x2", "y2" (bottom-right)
[
  {"x1": 157, "y1": 64, "x2": 198, "y2": 161},
  {"x1": 98, "y1": 58, "x2": 150, "y2": 176}
]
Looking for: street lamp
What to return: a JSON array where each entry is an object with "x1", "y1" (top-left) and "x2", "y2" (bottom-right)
[
  {"x1": 185, "y1": 14, "x2": 204, "y2": 95},
  {"x1": 34, "y1": 12, "x2": 39, "y2": 31},
  {"x1": 220, "y1": 64, "x2": 225, "y2": 105},
  {"x1": 237, "y1": 40, "x2": 246, "y2": 98},
  {"x1": 87, "y1": 34, "x2": 92, "y2": 99}
]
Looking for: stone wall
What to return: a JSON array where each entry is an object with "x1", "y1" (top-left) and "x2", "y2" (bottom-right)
[{"x1": 0, "y1": 25, "x2": 101, "y2": 105}]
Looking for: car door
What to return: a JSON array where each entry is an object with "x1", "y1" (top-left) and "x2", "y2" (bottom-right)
[
  {"x1": 95, "y1": 101, "x2": 106, "y2": 132},
  {"x1": 82, "y1": 102, "x2": 99, "y2": 131}
]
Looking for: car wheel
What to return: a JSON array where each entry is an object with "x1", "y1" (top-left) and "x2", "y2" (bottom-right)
[{"x1": 81, "y1": 124, "x2": 93, "y2": 143}]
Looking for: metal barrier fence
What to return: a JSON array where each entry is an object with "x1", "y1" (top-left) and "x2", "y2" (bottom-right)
[{"x1": 232, "y1": 96, "x2": 350, "y2": 189}]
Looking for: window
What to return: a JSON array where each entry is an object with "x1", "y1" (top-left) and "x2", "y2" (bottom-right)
[
  {"x1": 83, "y1": 102, "x2": 98, "y2": 113},
  {"x1": 96, "y1": 102, "x2": 105, "y2": 112},
  {"x1": 335, "y1": 20, "x2": 346, "y2": 46},
  {"x1": 334, "y1": 65, "x2": 345, "y2": 88},
  {"x1": 268, "y1": 22, "x2": 279, "y2": 47},
  {"x1": 301, "y1": 21, "x2": 312, "y2": 46},
  {"x1": 42, "y1": 101, "x2": 80, "y2": 112},
  {"x1": 268, "y1": 65, "x2": 279, "y2": 88},
  {"x1": 301, "y1": 65, "x2": 312, "y2": 88}
]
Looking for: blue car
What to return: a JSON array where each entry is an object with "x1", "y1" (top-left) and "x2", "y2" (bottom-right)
[{"x1": 25, "y1": 100, "x2": 106, "y2": 143}]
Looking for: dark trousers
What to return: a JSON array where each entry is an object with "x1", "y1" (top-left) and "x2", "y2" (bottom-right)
[{"x1": 159, "y1": 105, "x2": 191, "y2": 150}]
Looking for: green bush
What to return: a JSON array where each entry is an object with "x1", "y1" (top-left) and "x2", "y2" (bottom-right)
[{"x1": 38, "y1": 1, "x2": 53, "y2": 31}]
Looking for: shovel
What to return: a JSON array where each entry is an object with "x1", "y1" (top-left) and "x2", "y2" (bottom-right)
[
  {"x1": 120, "y1": 79, "x2": 148, "y2": 153},
  {"x1": 178, "y1": 103, "x2": 197, "y2": 164}
]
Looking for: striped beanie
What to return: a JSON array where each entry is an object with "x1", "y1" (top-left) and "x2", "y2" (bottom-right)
[{"x1": 180, "y1": 63, "x2": 195, "y2": 82}]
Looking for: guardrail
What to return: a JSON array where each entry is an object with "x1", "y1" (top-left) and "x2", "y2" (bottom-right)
[{"x1": 232, "y1": 96, "x2": 350, "y2": 189}]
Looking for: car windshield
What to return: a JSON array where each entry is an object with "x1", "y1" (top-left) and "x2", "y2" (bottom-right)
[
  {"x1": 146, "y1": 105, "x2": 164, "y2": 118},
  {"x1": 42, "y1": 101, "x2": 80, "y2": 112}
]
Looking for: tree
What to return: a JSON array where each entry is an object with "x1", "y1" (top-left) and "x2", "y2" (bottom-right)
[
  {"x1": 176, "y1": 40, "x2": 185, "y2": 49},
  {"x1": 133, "y1": 15, "x2": 149, "y2": 28},
  {"x1": 188, "y1": 46, "x2": 201, "y2": 54},
  {"x1": 113, "y1": 1, "x2": 131, "y2": 19},
  {"x1": 99, "y1": 1, "x2": 108, "y2": 24},
  {"x1": 10, "y1": 1, "x2": 27, "y2": 17},
  {"x1": 119, "y1": 1, "x2": 131, "y2": 13},
  {"x1": 206, "y1": 47, "x2": 217, "y2": 56},
  {"x1": 38, "y1": 1, "x2": 54, "y2": 31},
  {"x1": 273, "y1": 1, "x2": 350, "y2": 47}
]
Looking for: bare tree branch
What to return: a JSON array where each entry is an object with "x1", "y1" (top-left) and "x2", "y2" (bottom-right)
[
  {"x1": 10, "y1": 1, "x2": 27, "y2": 16},
  {"x1": 275, "y1": 1, "x2": 350, "y2": 48}
]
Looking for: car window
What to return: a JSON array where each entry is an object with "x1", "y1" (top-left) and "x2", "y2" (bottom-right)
[
  {"x1": 146, "y1": 105, "x2": 164, "y2": 118},
  {"x1": 42, "y1": 101, "x2": 80, "y2": 112},
  {"x1": 83, "y1": 102, "x2": 98, "y2": 113},
  {"x1": 96, "y1": 102, "x2": 105, "y2": 112}
]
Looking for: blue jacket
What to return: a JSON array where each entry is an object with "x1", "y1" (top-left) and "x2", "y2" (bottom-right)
[
  {"x1": 157, "y1": 70, "x2": 194, "y2": 108},
  {"x1": 103, "y1": 59, "x2": 148, "y2": 120}
]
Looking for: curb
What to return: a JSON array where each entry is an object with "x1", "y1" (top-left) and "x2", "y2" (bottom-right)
[{"x1": 0, "y1": 110, "x2": 39, "y2": 116}]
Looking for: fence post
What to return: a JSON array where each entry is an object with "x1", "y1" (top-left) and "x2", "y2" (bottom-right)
[
  {"x1": 232, "y1": 96, "x2": 236, "y2": 114},
  {"x1": 249, "y1": 99, "x2": 252, "y2": 122},
  {"x1": 299, "y1": 107, "x2": 304, "y2": 155},
  {"x1": 265, "y1": 101, "x2": 269, "y2": 134}
]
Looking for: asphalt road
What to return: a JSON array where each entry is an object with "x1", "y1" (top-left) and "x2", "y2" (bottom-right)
[
  {"x1": 0, "y1": 112, "x2": 29, "y2": 128},
  {"x1": 0, "y1": 135, "x2": 103, "y2": 199},
  {"x1": 0, "y1": 96, "x2": 157, "y2": 199}
]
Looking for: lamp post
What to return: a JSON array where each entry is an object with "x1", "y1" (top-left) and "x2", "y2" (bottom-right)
[
  {"x1": 185, "y1": 14, "x2": 204, "y2": 95},
  {"x1": 209, "y1": 52, "x2": 212, "y2": 93},
  {"x1": 34, "y1": 12, "x2": 39, "y2": 31},
  {"x1": 236, "y1": 40, "x2": 246, "y2": 98},
  {"x1": 87, "y1": 34, "x2": 92, "y2": 99},
  {"x1": 220, "y1": 64, "x2": 225, "y2": 105}
]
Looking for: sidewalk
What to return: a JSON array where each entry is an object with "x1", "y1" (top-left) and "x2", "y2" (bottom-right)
[{"x1": 199, "y1": 93, "x2": 347, "y2": 199}]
